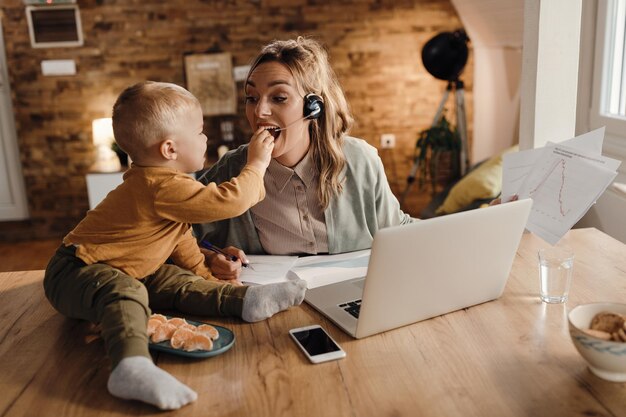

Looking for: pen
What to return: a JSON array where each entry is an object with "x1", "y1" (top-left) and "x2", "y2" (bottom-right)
[{"x1": 200, "y1": 240, "x2": 251, "y2": 269}]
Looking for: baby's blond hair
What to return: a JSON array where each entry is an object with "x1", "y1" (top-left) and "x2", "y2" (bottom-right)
[{"x1": 112, "y1": 81, "x2": 200, "y2": 160}]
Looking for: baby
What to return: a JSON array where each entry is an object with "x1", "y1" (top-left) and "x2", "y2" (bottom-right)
[{"x1": 43, "y1": 81, "x2": 306, "y2": 410}]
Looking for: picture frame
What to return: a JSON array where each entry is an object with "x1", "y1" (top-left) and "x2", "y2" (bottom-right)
[
  {"x1": 184, "y1": 52, "x2": 237, "y2": 116},
  {"x1": 26, "y1": 5, "x2": 84, "y2": 49}
]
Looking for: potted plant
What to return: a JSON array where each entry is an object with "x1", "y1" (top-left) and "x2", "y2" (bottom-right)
[
  {"x1": 111, "y1": 141, "x2": 129, "y2": 167},
  {"x1": 414, "y1": 113, "x2": 461, "y2": 194}
]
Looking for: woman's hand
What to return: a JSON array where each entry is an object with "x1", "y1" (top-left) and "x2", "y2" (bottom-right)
[
  {"x1": 202, "y1": 246, "x2": 249, "y2": 282},
  {"x1": 246, "y1": 127, "x2": 274, "y2": 172},
  {"x1": 489, "y1": 194, "x2": 518, "y2": 206}
]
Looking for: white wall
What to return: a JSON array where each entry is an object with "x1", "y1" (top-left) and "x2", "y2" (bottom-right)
[
  {"x1": 451, "y1": 0, "x2": 524, "y2": 162},
  {"x1": 472, "y1": 47, "x2": 521, "y2": 161},
  {"x1": 519, "y1": 0, "x2": 582, "y2": 150}
]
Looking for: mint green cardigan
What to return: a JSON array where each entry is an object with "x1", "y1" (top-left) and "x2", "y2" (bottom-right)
[{"x1": 193, "y1": 136, "x2": 415, "y2": 254}]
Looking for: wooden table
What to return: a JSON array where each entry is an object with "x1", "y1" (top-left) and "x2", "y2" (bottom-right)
[{"x1": 1, "y1": 228, "x2": 626, "y2": 417}]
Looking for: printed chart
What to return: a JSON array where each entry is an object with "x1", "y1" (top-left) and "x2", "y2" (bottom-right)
[
  {"x1": 528, "y1": 158, "x2": 571, "y2": 219},
  {"x1": 516, "y1": 147, "x2": 617, "y2": 244},
  {"x1": 502, "y1": 128, "x2": 619, "y2": 244}
]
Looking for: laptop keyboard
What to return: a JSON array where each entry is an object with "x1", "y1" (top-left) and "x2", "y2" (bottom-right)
[{"x1": 339, "y1": 299, "x2": 362, "y2": 318}]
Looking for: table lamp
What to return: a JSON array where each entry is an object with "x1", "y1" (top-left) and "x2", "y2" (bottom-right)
[{"x1": 91, "y1": 118, "x2": 121, "y2": 172}]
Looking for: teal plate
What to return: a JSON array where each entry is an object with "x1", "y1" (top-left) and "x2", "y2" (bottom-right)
[{"x1": 149, "y1": 318, "x2": 235, "y2": 359}]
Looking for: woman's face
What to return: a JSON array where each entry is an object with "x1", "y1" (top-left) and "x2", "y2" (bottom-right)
[{"x1": 245, "y1": 61, "x2": 311, "y2": 167}]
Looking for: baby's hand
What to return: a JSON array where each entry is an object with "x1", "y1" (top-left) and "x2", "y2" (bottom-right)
[
  {"x1": 246, "y1": 127, "x2": 274, "y2": 172},
  {"x1": 203, "y1": 246, "x2": 248, "y2": 282}
]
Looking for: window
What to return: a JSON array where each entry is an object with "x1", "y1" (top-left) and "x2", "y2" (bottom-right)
[
  {"x1": 590, "y1": 0, "x2": 626, "y2": 136},
  {"x1": 604, "y1": 0, "x2": 626, "y2": 118}
]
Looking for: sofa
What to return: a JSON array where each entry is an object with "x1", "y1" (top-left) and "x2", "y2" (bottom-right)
[{"x1": 419, "y1": 146, "x2": 517, "y2": 219}]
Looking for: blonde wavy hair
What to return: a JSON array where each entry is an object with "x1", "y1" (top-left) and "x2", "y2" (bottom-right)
[
  {"x1": 112, "y1": 81, "x2": 200, "y2": 160},
  {"x1": 246, "y1": 37, "x2": 354, "y2": 209}
]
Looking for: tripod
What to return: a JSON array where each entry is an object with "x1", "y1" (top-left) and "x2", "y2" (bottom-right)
[{"x1": 399, "y1": 79, "x2": 470, "y2": 206}]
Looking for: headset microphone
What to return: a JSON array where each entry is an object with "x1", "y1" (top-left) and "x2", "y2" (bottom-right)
[{"x1": 276, "y1": 115, "x2": 309, "y2": 132}]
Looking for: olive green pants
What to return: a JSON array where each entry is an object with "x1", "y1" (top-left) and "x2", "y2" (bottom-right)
[{"x1": 43, "y1": 245, "x2": 248, "y2": 367}]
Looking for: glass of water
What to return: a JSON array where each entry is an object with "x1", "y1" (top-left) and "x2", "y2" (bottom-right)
[{"x1": 538, "y1": 247, "x2": 574, "y2": 303}]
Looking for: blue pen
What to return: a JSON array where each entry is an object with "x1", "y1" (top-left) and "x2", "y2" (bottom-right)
[{"x1": 200, "y1": 240, "x2": 251, "y2": 269}]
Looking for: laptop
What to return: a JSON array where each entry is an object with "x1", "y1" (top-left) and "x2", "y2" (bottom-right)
[{"x1": 304, "y1": 198, "x2": 532, "y2": 338}]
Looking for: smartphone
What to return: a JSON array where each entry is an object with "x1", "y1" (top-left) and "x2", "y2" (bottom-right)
[{"x1": 289, "y1": 325, "x2": 346, "y2": 364}]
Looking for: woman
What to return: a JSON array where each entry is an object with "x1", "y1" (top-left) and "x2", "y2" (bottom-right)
[{"x1": 194, "y1": 37, "x2": 415, "y2": 279}]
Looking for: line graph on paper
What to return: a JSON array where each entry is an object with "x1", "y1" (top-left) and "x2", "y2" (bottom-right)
[
  {"x1": 518, "y1": 150, "x2": 617, "y2": 244},
  {"x1": 528, "y1": 158, "x2": 571, "y2": 219}
]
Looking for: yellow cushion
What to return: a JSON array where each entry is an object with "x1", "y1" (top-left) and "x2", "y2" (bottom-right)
[{"x1": 435, "y1": 146, "x2": 517, "y2": 215}]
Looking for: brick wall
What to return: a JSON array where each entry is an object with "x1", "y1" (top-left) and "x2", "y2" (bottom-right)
[{"x1": 0, "y1": 0, "x2": 471, "y2": 241}]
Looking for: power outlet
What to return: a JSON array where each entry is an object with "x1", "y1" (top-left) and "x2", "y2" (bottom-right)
[{"x1": 380, "y1": 133, "x2": 396, "y2": 149}]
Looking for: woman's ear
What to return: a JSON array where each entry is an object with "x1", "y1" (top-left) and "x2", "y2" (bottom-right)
[{"x1": 160, "y1": 139, "x2": 177, "y2": 160}]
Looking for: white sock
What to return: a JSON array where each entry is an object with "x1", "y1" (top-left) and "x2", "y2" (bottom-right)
[
  {"x1": 107, "y1": 356, "x2": 197, "y2": 410},
  {"x1": 241, "y1": 279, "x2": 307, "y2": 322}
]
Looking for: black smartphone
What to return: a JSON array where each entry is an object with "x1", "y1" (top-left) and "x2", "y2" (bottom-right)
[{"x1": 289, "y1": 325, "x2": 346, "y2": 363}]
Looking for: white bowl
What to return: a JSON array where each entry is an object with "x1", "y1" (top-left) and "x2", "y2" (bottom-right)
[{"x1": 568, "y1": 302, "x2": 626, "y2": 382}]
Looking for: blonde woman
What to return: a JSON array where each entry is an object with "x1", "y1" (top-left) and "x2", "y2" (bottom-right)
[{"x1": 195, "y1": 37, "x2": 414, "y2": 280}]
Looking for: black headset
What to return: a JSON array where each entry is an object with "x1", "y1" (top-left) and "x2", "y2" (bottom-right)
[{"x1": 303, "y1": 93, "x2": 324, "y2": 120}]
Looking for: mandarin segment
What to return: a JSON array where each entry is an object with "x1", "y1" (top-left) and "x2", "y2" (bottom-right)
[{"x1": 148, "y1": 314, "x2": 220, "y2": 351}]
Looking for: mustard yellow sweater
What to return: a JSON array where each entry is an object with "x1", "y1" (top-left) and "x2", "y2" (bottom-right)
[{"x1": 64, "y1": 165, "x2": 264, "y2": 279}]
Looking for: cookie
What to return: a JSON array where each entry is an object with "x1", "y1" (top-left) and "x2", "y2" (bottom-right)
[
  {"x1": 590, "y1": 312, "x2": 625, "y2": 333},
  {"x1": 582, "y1": 328, "x2": 612, "y2": 340}
]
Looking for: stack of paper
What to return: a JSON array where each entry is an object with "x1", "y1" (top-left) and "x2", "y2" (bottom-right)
[
  {"x1": 502, "y1": 127, "x2": 621, "y2": 244},
  {"x1": 288, "y1": 250, "x2": 370, "y2": 288},
  {"x1": 238, "y1": 255, "x2": 299, "y2": 285},
  {"x1": 241, "y1": 250, "x2": 370, "y2": 288}
]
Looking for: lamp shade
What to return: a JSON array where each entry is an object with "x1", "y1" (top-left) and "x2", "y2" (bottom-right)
[
  {"x1": 422, "y1": 30, "x2": 470, "y2": 81},
  {"x1": 92, "y1": 118, "x2": 114, "y2": 147}
]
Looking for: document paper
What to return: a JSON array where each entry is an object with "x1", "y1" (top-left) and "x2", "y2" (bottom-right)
[
  {"x1": 288, "y1": 250, "x2": 370, "y2": 289},
  {"x1": 240, "y1": 255, "x2": 298, "y2": 285},
  {"x1": 502, "y1": 127, "x2": 620, "y2": 244},
  {"x1": 241, "y1": 250, "x2": 370, "y2": 288}
]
